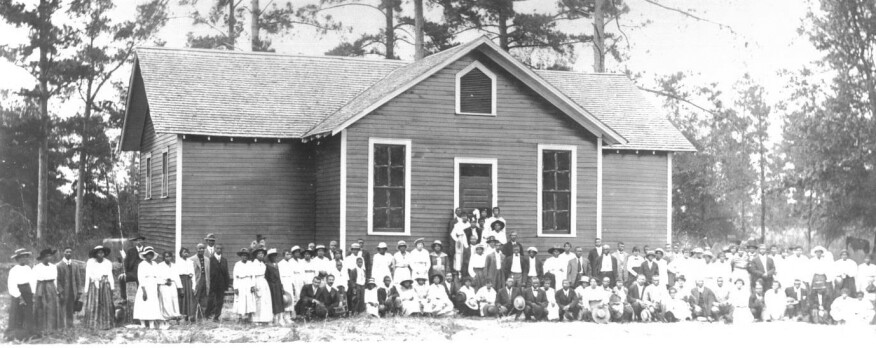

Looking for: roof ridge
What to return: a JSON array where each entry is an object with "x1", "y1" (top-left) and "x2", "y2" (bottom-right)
[
  {"x1": 535, "y1": 69, "x2": 628, "y2": 77},
  {"x1": 135, "y1": 46, "x2": 410, "y2": 64}
]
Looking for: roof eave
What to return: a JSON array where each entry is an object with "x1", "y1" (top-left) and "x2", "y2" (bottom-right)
[{"x1": 117, "y1": 56, "x2": 140, "y2": 152}]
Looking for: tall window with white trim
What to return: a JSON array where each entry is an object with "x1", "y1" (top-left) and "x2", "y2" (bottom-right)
[
  {"x1": 537, "y1": 145, "x2": 577, "y2": 236},
  {"x1": 161, "y1": 150, "x2": 169, "y2": 197},
  {"x1": 145, "y1": 155, "x2": 152, "y2": 199},
  {"x1": 368, "y1": 138, "x2": 411, "y2": 235}
]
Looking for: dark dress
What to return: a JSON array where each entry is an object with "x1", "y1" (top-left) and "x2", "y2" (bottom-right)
[
  {"x1": 178, "y1": 274, "x2": 196, "y2": 320},
  {"x1": 83, "y1": 279, "x2": 115, "y2": 330},
  {"x1": 34, "y1": 279, "x2": 61, "y2": 332},
  {"x1": 265, "y1": 262, "x2": 285, "y2": 315},
  {"x1": 5, "y1": 283, "x2": 37, "y2": 341}
]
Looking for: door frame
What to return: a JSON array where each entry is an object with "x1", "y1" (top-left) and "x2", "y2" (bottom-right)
[{"x1": 453, "y1": 157, "x2": 498, "y2": 213}]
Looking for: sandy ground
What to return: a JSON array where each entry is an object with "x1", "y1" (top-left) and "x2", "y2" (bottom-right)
[{"x1": 1, "y1": 293, "x2": 874, "y2": 344}]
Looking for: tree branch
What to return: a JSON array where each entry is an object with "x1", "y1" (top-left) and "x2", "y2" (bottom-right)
[
  {"x1": 643, "y1": 0, "x2": 736, "y2": 34},
  {"x1": 638, "y1": 86, "x2": 717, "y2": 116}
]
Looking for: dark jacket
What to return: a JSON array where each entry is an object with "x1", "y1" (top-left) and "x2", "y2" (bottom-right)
[
  {"x1": 501, "y1": 253, "x2": 529, "y2": 276},
  {"x1": 627, "y1": 283, "x2": 647, "y2": 304},
  {"x1": 522, "y1": 287, "x2": 548, "y2": 307},
  {"x1": 555, "y1": 288, "x2": 577, "y2": 308},
  {"x1": 501, "y1": 241, "x2": 524, "y2": 257},
  {"x1": 641, "y1": 260, "x2": 659, "y2": 283},
  {"x1": 497, "y1": 286, "x2": 521, "y2": 309},
  {"x1": 747, "y1": 255, "x2": 776, "y2": 287},
  {"x1": 124, "y1": 246, "x2": 142, "y2": 282},
  {"x1": 299, "y1": 284, "x2": 330, "y2": 305},
  {"x1": 588, "y1": 247, "x2": 602, "y2": 275},
  {"x1": 689, "y1": 286, "x2": 718, "y2": 317},
  {"x1": 209, "y1": 255, "x2": 230, "y2": 294}
]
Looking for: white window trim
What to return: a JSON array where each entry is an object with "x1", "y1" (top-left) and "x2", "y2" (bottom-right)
[
  {"x1": 453, "y1": 157, "x2": 498, "y2": 212},
  {"x1": 144, "y1": 153, "x2": 152, "y2": 200},
  {"x1": 667, "y1": 152, "x2": 673, "y2": 245},
  {"x1": 367, "y1": 137, "x2": 412, "y2": 236},
  {"x1": 161, "y1": 147, "x2": 169, "y2": 198},
  {"x1": 455, "y1": 61, "x2": 497, "y2": 116},
  {"x1": 536, "y1": 144, "x2": 577, "y2": 237}
]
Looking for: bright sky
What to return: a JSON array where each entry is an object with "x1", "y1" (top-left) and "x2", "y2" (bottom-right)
[{"x1": 0, "y1": 0, "x2": 823, "y2": 137}]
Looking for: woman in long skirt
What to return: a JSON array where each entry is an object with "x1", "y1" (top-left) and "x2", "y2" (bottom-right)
[
  {"x1": 173, "y1": 248, "x2": 196, "y2": 321},
  {"x1": 364, "y1": 278, "x2": 380, "y2": 317},
  {"x1": 426, "y1": 274, "x2": 454, "y2": 317},
  {"x1": 264, "y1": 249, "x2": 286, "y2": 325},
  {"x1": 33, "y1": 249, "x2": 62, "y2": 333},
  {"x1": 250, "y1": 248, "x2": 274, "y2": 324},
  {"x1": 5, "y1": 248, "x2": 37, "y2": 341},
  {"x1": 157, "y1": 251, "x2": 181, "y2": 327},
  {"x1": 729, "y1": 278, "x2": 754, "y2": 323},
  {"x1": 232, "y1": 248, "x2": 255, "y2": 322},
  {"x1": 763, "y1": 280, "x2": 786, "y2": 321},
  {"x1": 133, "y1": 247, "x2": 164, "y2": 329},
  {"x1": 83, "y1": 246, "x2": 115, "y2": 330}
]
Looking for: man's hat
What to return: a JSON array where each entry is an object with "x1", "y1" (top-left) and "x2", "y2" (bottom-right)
[
  {"x1": 454, "y1": 291, "x2": 467, "y2": 304},
  {"x1": 527, "y1": 247, "x2": 538, "y2": 254},
  {"x1": 513, "y1": 296, "x2": 526, "y2": 311},
  {"x1": 654, "y1": 248, "x2": 665, "y2": 255},
  {"x1": 640, "y1": 308, "x2": 652, "y2": 321},
  {"x1": 593, "y1": 307, "x2": 610, "y2": 324},
  {"x1": 490, "y1": 220, "x2": 506, "y2": 231},
  {"x1": 290, "y1": 245, "x2": 301, "y2": 254},
  {"x1": 692, "y1": 247, "x2": 704, "y2": 254},
  {"x1": 377, "y1": 242, "x2": 388, "y2": 249},
  {"x1": 11, "y1": 248, "x2": 32, "y2": 260},
  {"x1": 266, "y1": 248, "x2": 278, "y2": 257},
  {"x1": 484, "y1": 305, "x2": 499, "y2": 316},
  {"x1": 811, "y1": 246, "x2": 827, "y2": 255},
  {"x1": 315, "y1": 244, "x2": 327, "y2": 251},
  {"x1": 702, "y1": 251, "x2": 714, "y2": 258},
  {"x1": 88, "y1": 245, "x2": 110, "y2": 259},
  {"x1": 646, "y1": 250, "x2": 656, "y2": 257},
  {"x1": 350, "y1": 243, "x2": 361, "y2": 250},
  {"x1": 397, "y1": 240, "x2": 407, "y2": 248},
  {"x1": 37, "y1": 248, "x2": 56, "y2": 261},
  {"x1": 486, "y1": 236, "x2": 499, "y2": 244},
  {"x1": 548, "y1": 244, "x2": 563, "y2": 254},
  {"x1": 746, "y1": 242, "x2": 758, "y2": 250},
  {"x1": 366, "y1": 278, "x2": 377, "y2": 286},
  {"x1": 282, "y1": 291, "x2": 294, "y2": 308},
  {"x1": 138, "y1": 246, "x2": 155, "y2": 259},
  {"x1": 128, "y1": 235, "x2": 146, "y2": 241},
  {"x1": 475, "y1": 244, "x2": 485, "y2": 251},
  {"x1": 204, "y1": 233, "x2": 216, "y2": 241},
  {"x1": 237, "y1": 248, "x2": 250, "y2": 257},
  {"x1": 579, "y1": 276, "x2": 591, "y2": 284}
]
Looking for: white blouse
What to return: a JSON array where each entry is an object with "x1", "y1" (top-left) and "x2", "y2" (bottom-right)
[
  {"x1": 156, "y1": 262, "x2": 182, "y2": 288},
  {"x1": 84, "y1": 258, "x2": 114, "y2": 293},
  {"x1": 468, "y1": 253, "x2": 487, "y2": 277},
  {"x1": 172, "y1": 258, "x2": 195, "y2": 278},
  {"x1": 33, "y1": 262, "x2": 58, "y2": 288},
  {"x1": 7, "y1": 265, "x2": 35, "y2": 298}
]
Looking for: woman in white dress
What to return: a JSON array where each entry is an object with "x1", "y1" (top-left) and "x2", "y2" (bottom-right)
[
  {"x1": 250, "y1": 248, "x2": 274, "y2": 324},
  {"x1": 409, "y1": 239, "x2": 431, "y2": 281},
  {"x1": 156, "y1": 251, "x2": 181, "y2": 326},
  {"x1": 364, "y1": 278, "x2": 381, "y2": 317},
  {"x1": 173, "y1": 248, "x2": 196, "y2": 321},
  {"x1": 763, "y1": 280, "x2": 786, "y2": 321},
  {"x1": 397, "y1": 278, "x2": 420, "y2": 316},
  {"x1": 426, "y1": 274, "x2": 454, "y2": 317},
  {"x1": 289, "y1": 246, "x2": 306, "y2": 302},
  {"x1": 232, "y1": 248, "x2": 255, "y2": 322},
  {"x1": 543, "y1": 278, "x2": 560, "y2": 321},
  {"x1": 278, "y1": 249, "x2": 296, "y2": 320},
  {"x1": 392, "y1": 241, "x2": 412, "y2": 285},
  {"x1": 729, "y1": 278, "x2": 754, "y2": 323},
  {"x1": 371, "y1": 243, "x2": 394, "y2": 285},
  {"x1": 450, "y1": 209, "x2": 469, "y2": 275},
  {"x1": 133, "y1": 247, "x2": 164, "y2": 329}
]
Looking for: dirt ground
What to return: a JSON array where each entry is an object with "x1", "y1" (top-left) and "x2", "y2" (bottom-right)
[{"x1": 1, "y1": 293, "x2": 874, "y2": 344}]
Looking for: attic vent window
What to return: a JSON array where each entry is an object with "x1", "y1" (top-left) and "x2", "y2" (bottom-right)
[{"x1": 455, "y1": 61, "x2": 496, "y2": 115}]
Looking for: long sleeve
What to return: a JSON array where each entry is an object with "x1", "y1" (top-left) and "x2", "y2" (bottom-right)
[{"x1": 8, "y1": 266, "x2": 23, "y2": 298}]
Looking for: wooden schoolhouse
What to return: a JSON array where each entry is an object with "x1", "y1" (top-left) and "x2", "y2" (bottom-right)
[{"x1": 119, "y1": 36, "x2": 695, "y2": 256}]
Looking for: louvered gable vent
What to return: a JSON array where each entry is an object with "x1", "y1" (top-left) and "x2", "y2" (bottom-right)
[{"x1": 456, "y1": 62, "x2": 495, "y2": 115}]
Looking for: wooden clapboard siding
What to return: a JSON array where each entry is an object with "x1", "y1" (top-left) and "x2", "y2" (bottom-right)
[
  {"x1": 180, "y1": 140, "x2": 316, "y2": 252},
  {"x1": 344, "y1": 53, "x2": 599, "y2": 253},
  {"x1": 139, "y1": 115, "x2": 176, "y2": 253},
  {"x1": 602, "y1": 151, "x2": 668, "y2": 248},
  {"x1": 314, "y1": 135, "x2": 341, "y2": 245}
]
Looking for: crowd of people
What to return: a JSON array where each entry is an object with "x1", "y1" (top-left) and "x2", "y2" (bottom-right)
[{"x1": 5, "y1": 207, "x2": 876, "y2": 341}]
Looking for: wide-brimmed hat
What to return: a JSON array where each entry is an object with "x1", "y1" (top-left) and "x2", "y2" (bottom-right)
[
  {"x1": 350, "y1": 243, "x2": 361, "y2": 250},
  {"x1": 88, "y1": 246, "x2": 110, "y2": 259},
  {"x1": 10, "y1": 248, "x2": 32, "y2": 260},
  {"x1": 282, "y1": 291, "x2": 294, "y2": 308},
  {"x1": 692, "y1": 247, "x2": 704, "y2": 254},
  {"x1": 548, "y1": 245, "x2": 563, "y2": 254},
  {"x1": 654, "y1": 248, "x2": 665, "y2": 255},
  {"x1": 526, "y1": 247, "x2": 538, "y2": 254},
  {"x1": 474, "y1": 244, "x2": 485, "y2": 251},
  {"x1": 397, "y1": 240, "x2": 407, "y2": 249},
  {"x1": 237, "y1": 248, "x2": 250, "y2": 257},
  {"x1": 138, "y1": 246, "x2": 156, "y2": 259},
  {"x1": 251, "y1": 247, "x2": 267, "y2": 258},
  {"x1": 431, "y1": 273, "x2": 445, "y2": 283},
  {"x1": 746, "y1": 242, "x2": 758, "y2": 250},
  {"x1": 578, "y1": 276, "x2": 591, "y2": 284},
  {"x1": 486, "y1": 236, "x2": 500, "y2": 244},
  {"x1": 399, "y1": 278, "x2": 413, "y2": 286},
  {"x1": 290, "y1": 246, "x2": 302, "y2": 254},
  {"x1": 315, "y1": 244, "x2": 327, "y2": 251},
  {"x1": 593, "y1": 307, "x2": 610, "y2": 324},
  {"x1": 303, "y1": 248, "x2": 315, "y2": 256},
  {"x1": 37, "y1": 248, "x2": 56, "y2": 261},
  {"x1": 377, "y1": 242, "x2": 388, "y2": 249},
  {"x1": 432, "y1": 240, "x2": 443, "y2": 249},
  {"x1": 645, "y1": 250, "x2": 656, "y2": 257},
  {"x1": 413, "y1": 238, "x2": 425, "y2": 246},
  {"x1": 415, "y1": 275, "x2": 428, "y2": 282},
  {"x1": 513, "y1": 296, "x2": 526, "y2": 311},
  {"x1": 490, "y1": 220, "x2": 506, "y2": 231},
  {"x1": 266, "y1": 248, "x2": 278, "y2": 257},
  {"x1": 811, "y1": 246, "x2": 827, "y2": 255},
  {"x1": 204, "y1": 233, "x2": 216, "y2": 241},
  {"x1": 702, "y1": 251, "x2": 714, "y2": 258},
  {"x1": 128, "y1": 235, "x2": 146, "y2": 241},
  {"x1": 366, "y1": 278, "x2": 377, "y2": 286}
]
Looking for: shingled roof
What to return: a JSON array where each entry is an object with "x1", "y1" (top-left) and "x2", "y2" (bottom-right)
[{"x1": 121, "y1": 37, "x2": 694, "y2": 152}]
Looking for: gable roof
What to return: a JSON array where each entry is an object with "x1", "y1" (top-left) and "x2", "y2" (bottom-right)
[{"x1": 120, "y1": 37, "x2": 694, "y2": 152}]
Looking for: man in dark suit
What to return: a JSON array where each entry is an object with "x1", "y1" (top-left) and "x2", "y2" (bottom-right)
[
  {"x1": 524, "y1": 247, "x2": 543, "y2": 281},
  {"x1": 121, "y1": 235, "x2": 146, "y2": 323},
  {"x1": 355, "y1": 239, "x2": 373, "y2": 278},
  {"x1": 56, "y1": 247, "x2": 84, "y2": 328},
  {"x1": 501, "y1": 231, "x2": 523, "y2": 257},
  {"x1": 568, "y1": 247, "x2": 590, "y2": 286},
  {"x1": 463, "y1": 216, "x2": 483, "y2": 245},
  {"x1": 689, "y1": 279, "x2": 720, "y2": 321},
  {"x1": 502, "y1": 244, "x2": 528, "y2": 286},
  {"x1": 641, "y1": 251, "x2": 660, "y2": 284},
  {"x1": 785, "y1": 279, "x2": 810, "y2": 321},
  {"x1": 191, "y1": 243, "x2": 211, "y2": 320},
  {"x1": 297, "y1": 276, "x2": 330, "y2": 319},
  {"x1": 748, "y1": 244, "x2": 776, "y2": 290},
  {"x1": 555, "y1": 279, "x2": 578, "y2": 321},
  {"x1": 587, "y1": 238, "x2": 604, "y2": 276},
  {"x1": 522, "y1": 277, "x2": 548, "y2": 321},
  {"x1": 496, "y1": 277, "x2": 522, "y2": 319},
  {"x1": 207, "y1": 245, "x2": 230, "y2": 321},
  {"x1": 627, "y1": 274, "x2": 649, "y2": 320},
  {"x1": 595, "y1": 245, "x2": 619, "y2": 287}
]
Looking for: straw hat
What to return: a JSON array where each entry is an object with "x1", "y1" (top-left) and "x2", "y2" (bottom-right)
[{"x1": 10, "y1": 248, "x2": 32, "y2": 260}]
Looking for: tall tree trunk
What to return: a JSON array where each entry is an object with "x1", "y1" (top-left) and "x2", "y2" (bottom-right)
[
  {"x1": 251, "y1": 0, "x2": 260, "y2": 50},
  {"x1": 75, "y1": 79, "x2": 94, "y2": 235},
  {"x1": 759, "y1": 129, "x2": 766, "y2": 242},
  {"x1": 413, "y1": 0, "x2": 424, "y2": 60},
  {"x1": 36, "y1": 0, "x2": 50, "y2": 242},
  {"x1": 384, "y1": 1, "x2": 394, "y2": 59},
  {"x1": 228, "y1": 0, "x2": 236, "y2": 49},
  {"x1": 498, "y1": 8, "x2": 508, "y2": 50},
  {"x1": 592, "y1": 0, "x2": 606, "y2": 72}
]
